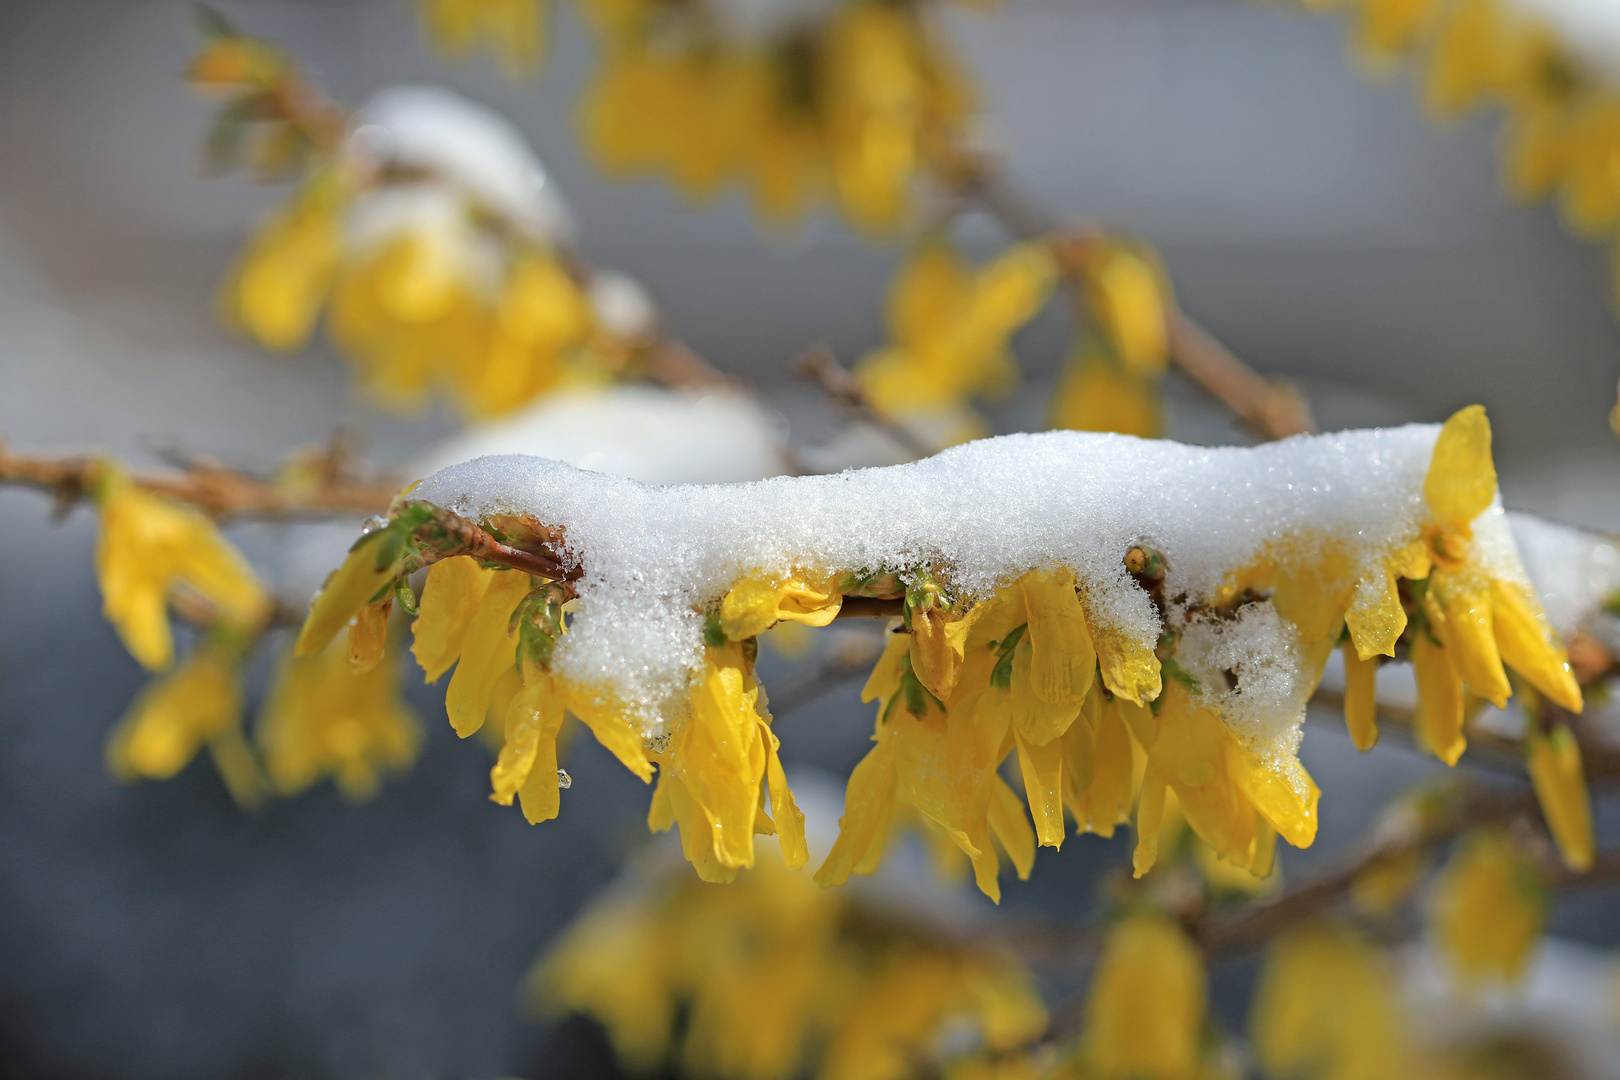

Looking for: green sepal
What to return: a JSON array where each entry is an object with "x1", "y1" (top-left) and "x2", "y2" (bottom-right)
[{"x1": 989, "y1": 624, "x2": 1027, "y2": 690}]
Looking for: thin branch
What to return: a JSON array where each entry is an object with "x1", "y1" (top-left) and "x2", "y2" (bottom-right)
[{"x1": 0, "y1": 439, "x2": 396, "y2": 521}]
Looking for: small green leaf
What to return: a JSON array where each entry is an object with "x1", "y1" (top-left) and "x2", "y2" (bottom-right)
[
  {"x1": 990, "y1": 624, "x2": 1027, "y2": 691},
  {"x1": 393, "y1": 577, "x2": 419, "y2": 616}
]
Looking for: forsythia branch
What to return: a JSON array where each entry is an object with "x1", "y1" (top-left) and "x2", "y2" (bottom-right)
[{"x1": 0, "y1": 439, "x2": 396, "y2": 521}]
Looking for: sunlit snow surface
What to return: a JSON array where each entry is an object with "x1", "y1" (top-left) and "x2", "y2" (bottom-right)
[{"x1": 413, "y1": 423, "x2": 1532, "y2": 763}]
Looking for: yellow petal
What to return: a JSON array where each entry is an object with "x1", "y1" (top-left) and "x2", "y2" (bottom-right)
[
  {"x1": 1252, "y1": 924, "x2": 1407, "y2": 1080},
  {"x1": 1019, "y1": 568, "x2": 1097, "y2": 710},
  {"x1": 1435, "y1": 575, "x2": 1511, "y2": 707},
  {"x1": 815, "y1": 737, "x2": 899, "y2": 887},
  {"x1": 296, "y1": 535, "x2": 402, "y2": 657},
  {"x1": 1069, "y1": 697, "x2": 1135, "y2": 839},
  {"x1": 559, "y1": 680, "x2": 654, "y2": 782},
  {"x1": 720, "y1": 568, "x2": 843, "y2": 641},
  {"x1": 1013, "y1": 727, "x2": 1066, "y2": 848},
  {"x1": 1342, "y1": 641, "x2": 1381, "y2": 751},
  {"x1": 676, "y1": 645, "x2": 767, "y2": 869},
  {"x1": 1424, "y1": 405, "x2": 1497, "y2": 525},
  {"x1": 491, "y1": 659, "x2": 564, "y2": 807},
  {"x1": 411, "y1": 556, "x2": 495, "y2": 682},
  {"x1": 1491, "y1": 578, "x2": 1583, "y2": 712},
  {"x1": 987, "y1": 775, "x2": 1036, "y2": 882},
  {"x1": 1412, "y1": 634, "x2": 1467, "y2": 765},
  {"x1": 764, "y1": 726, "x2": 807, "y2": 869},
  {"x1": 1527, "y1": 723, "x2": 1594, "y2": 873},
  {"x1": 1345, "y1": 562, "x2": 1407, "y2": 659},
  {"x1": 444, "y1": 570, "x2": 533, "y2": 737}
]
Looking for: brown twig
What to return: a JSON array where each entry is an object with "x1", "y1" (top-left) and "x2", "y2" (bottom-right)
[
  {"x1": 0, "y1": 439, "x2": 396, "y2": 521},
  {"x1": 937, "y1": 149, "x2": 1317, "y2": 442},
  {"x1": 795, "y1": 346, "x2": 937, "y2": 460}
]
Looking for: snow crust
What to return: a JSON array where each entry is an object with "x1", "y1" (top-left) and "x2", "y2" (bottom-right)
[
  {"x1": 1509, "y1": 511, "x2": 1620, "y2": 646},
  {"x1": 413, "y1": 424, "x2": 1449, "y2": 752},
  {"x1": 349, "y1": 86, "x2": 576, "y2": 246}
]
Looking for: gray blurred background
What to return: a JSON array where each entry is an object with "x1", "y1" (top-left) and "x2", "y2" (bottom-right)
[{"x1": 2, "y1": 0, "x2": 1620, "y2": 1078}]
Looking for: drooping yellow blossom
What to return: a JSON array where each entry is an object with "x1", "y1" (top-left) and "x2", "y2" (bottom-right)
[
  {"x1": 95, "y1": 471, "x2": 268, "y2": 671},
  {"x1": 1252, "y1": 923, "x2": 1409, "y2": 1080},
  {"x1": 1082, "y1": 914, "x2": 1207, "y2": 1080},
  {"x1": 856, "y1": 239, "x2": 1056, "y2": 421},
  {"x1": 1341, "y1": 407, "x2": 1580, "y2": 766},
  {"x1": 820, "y1": 568, "x2": 1165, "y2": 898},
  {"x1": 1133, "y1": 680, "x2": 1317, "y2": 879},
  {"x1": 105, "y1": 644, "x2": 264, "y2": 808},
  {"x1": 1430, "y1": 828, "x2": 1547, "y2": 987},
  {"x1": 421, "y1": 0, "x2": 545, "y2": 76},
  {"x1": 1049, "y1": 344, "x2": 1163, "y2": 438},
  {"x1": 1526, "y1": 721, "x2": 1594, "y2": 872},
  {"x1": 535, "y1": 847, "x2": 1046, "y2": 1080},
  {"x1": 489, "y1": 656, "x2": 569, "y2": 823},
  {"x1": 649, "y1": 640, "x2": 805, "y2": 882},
  {"x1": 258, "y1": 640, "x2": 422, "y2": 801}
]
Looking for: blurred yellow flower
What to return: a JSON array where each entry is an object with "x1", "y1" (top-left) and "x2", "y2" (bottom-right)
[
  {"x1": 856, "y1": 239, "x2": 1056, "y2": 422},
  {"x1": 105, "y1": 644, "x2": 265, "y2": 808},
  {"x1": 1430, "y1": 828, "x2": 1546, "y2": 987},
  {"x1": 1049, "y1": 344, "x2": 1163, "y2": 439},
  {"x1": 1526, "y1": 721, "x2": 1594, "y2": 872},
  {"x1": 576, "y1": 0, "x2": 973, "y2": 230},
  {"x1": 535, "y1": 846, "x2": 1045, "y2": 1080},
  {"x1": 95, "y1": 471, "x2": 268, "y2": 671},
  {"x1": 259, "y1": 640, "x2": 422, "y2": 801},
  {"x1": 1252, "y1": 923, "x2": 1409, "y2": 1080},
  {"x1": 1082, "y1": 914, "x2": 1207, "y2": 1080}
]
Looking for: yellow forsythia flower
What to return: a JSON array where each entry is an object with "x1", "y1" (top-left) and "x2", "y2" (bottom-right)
[
  {"x1": 421, "y1": 0, "x2": 545, "y2": 76},
  {"x1": 489, "y1": 656, "x2": 569, "y2": 824},
  {"x1": 1430, "y1": 828, "x2": 1546, "y2": 987},
  {"x1": 221, "y1": 174, "x2": 344, "y2": 353},
  {"x1": 295, "y1": 528, "x2": 410, "y2": 660},
  {"x1": 1133, "y1": 680, "x2": 1317, "y2": 879},
  {"x1": 259, "y1": 641, "x2": 422, "y2": 801},
  {"x1": 649, "y1": 640, "x2": 804, "y2": 882},
  {"x1": 1252, "y1": 923, "x2": 1409, "y2": 1080},
  {"x1": 105, "y1": 645, "x2": 264, "y2": 807},
  {"x1": 820, "y1": 568, "x2": 1164, "y2": 899},
  {"x1": 1341, "y1": 640, "x2": 1381, "y2": 752},
  {"x1": 95, "y1": 472, "x2": 268, "y2": 671},
  {"x1": 1083, "y1": 914, "x2": 1206, "y2": 1080},
  {"x1": 1404, "y1": 407, "x2": 1582, "y2": 765},
  {"x1": 1526, "y1": 722, "x2": 1595, "y2": 872},
  {"x1": 535, "y1": 848, "x2": 1045, "y2": 1080}
]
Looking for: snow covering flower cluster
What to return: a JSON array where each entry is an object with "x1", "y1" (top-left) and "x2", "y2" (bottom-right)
[{"x1": 295, "y1": 407, "x2": 1584, "y2": 895}]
